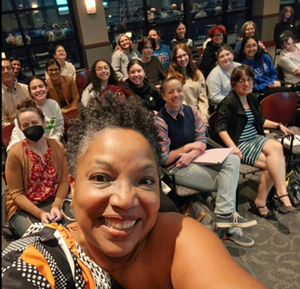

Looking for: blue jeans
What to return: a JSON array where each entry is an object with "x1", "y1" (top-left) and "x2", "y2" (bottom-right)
[{"x1": 174, "y1": 154, "x2": 241, "y2": 215}]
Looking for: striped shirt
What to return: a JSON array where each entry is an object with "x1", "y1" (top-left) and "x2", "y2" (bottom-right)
[
  {"x1": 238, "y1": 109, "x2": 258, "y2": 144},
  {"x1": 154, "y1": 104, "x2": 207, "y2": 165}
]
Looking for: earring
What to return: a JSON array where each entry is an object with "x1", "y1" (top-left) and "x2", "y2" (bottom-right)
[{"x1": 60, "y1": 197, "x2": 76, "y2": 222}]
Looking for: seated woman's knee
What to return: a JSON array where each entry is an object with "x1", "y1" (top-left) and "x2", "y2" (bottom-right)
[{"x1": 223, "y1": 154, "x2": 241, "y2": 169}]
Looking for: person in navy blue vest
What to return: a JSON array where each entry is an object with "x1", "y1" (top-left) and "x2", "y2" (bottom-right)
[{"x1": 155, "y1": 77, "x2": 257, "y2": 247}]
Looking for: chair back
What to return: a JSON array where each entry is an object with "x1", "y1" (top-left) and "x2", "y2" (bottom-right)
[
  {"x1": 208, "y1": 111, "x2": 217, "y2": 136},
  {"x1": 76, "y1": 70, "x2": 91, "y2": 97},
  {"x1": 260, "y1": 92, "x2": 297, "y2": 126},
  {"x1": 63, "y1": 108, "x2": 79, "y2": 140},
  {"x1": 2, "y1": 123, "x2": 15, "y2": 149}
]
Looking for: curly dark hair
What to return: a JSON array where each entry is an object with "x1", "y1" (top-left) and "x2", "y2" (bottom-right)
[
  {"x1": 84, "y1": 59, "x2": 119, "y2": 93},
  {"x1": 66, "y1": 89, "x2": 162, "y2": 177}
]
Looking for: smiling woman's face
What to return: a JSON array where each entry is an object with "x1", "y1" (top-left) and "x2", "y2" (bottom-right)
[{"x1": 69, "y1": 128, "x2": 160, "y2": 258}]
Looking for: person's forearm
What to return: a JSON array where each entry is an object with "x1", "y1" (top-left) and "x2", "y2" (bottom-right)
[
  {"x1": 14, "y1": 194, "x2": 44, "y2": 220},
  {"x1": 263, "y1": 119, "x2": 280, "y2": 130},
  {"x1": 218, "y1": 131, "x2": 236, "y2": 148}
]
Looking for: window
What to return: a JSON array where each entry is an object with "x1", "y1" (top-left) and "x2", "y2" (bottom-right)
[{"x1": 2, "y1": 0, "x2": 82, "y2": 77}]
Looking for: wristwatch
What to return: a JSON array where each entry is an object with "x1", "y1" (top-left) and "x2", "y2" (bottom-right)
[{"x1": 277, "y1": 122, "x2": 282, "y2": 130}]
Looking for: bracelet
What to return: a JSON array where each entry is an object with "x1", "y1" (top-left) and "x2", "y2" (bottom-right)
[{"x1": 277, "y1": 122, "x2": 282, "y2": 130}]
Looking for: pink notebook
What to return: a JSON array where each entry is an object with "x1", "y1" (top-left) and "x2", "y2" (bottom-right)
[{"x1": 192, "y1": 147, "x2": 234, "y2": 165}]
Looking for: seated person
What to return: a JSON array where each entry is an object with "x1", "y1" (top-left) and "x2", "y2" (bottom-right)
[
  {"x1": 278, "y1": 30, "x2": 300, "y2": 89},
  {"x1": 111, "y1": 34, "x2": 138, "y2": 82},
  {"x1": 2, "y1": 59, "x2": 30, "y2": 128},
  {"x1": 207, "y1": 45, "x2": 241, "y2": 107},
  {"x1": 168, "y1": 43, "x2": 209, "y2": 124},
  {"x1": 239, "y1": 37, "x2": 291, "y2": 99},
  {"x1": 274, "y1": 6, "x2": 295, "y2": 48},
  {"x1": 215, "y1": 64, "x2": 296, "y2": 218},
  {"x1": 122, "y1": 59, "x2": 165, "y2": 113},
  {"x1": 235, "y1": 21, "x2": 266, "y2": 55},
  {"x1": 82, "y1": 59, "x2": 119, "y2": 106},
  {"x1": 5, "y1": 99, "x2": 70, "y2": 237},
  {"x1": 45, "y1": 45, "x2": 76, "y2": 82},
  {"x1": 200, "y1": 25, "x2": 227, "y2": 78},
  {"x1": 170, "y1": 21, "x2": 202, "y2": 68},
  {"x1": 138, "y1": 36, "x2": 166, "y2": 89},
  {"x1": 45, "y1": 58, "x2": 80, "y2": 114},
  {"x1": 7, "y1": 76, "x2": 65, "y2": 152},
  {"x1": 9, "y1": 56, "x2": 30, "y2": 85},
  {"x1": 2, "y1": 90, "x2": 266, "y2": 289},
  {"x1": 148, "y1": 29, "x2": 172, "y2": 71},
  {"x1": 155, "y1": 77, "x2": 257, "y2": 247}
]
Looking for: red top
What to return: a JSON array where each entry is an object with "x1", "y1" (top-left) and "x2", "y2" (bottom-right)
[{"x1": 23, "y1": 140, "x2": 58, "y2": 204}]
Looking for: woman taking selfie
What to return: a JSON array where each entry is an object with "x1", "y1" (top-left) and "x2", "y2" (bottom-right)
[
  {"x1": 215, "y1": 65, "x2": 296, "y2": 218},
  {"x1": 82, "y1": 59, "x2": 119, "y2": 106},
  {"x1": 122, "y1": 59, "x2": 165, "y2": 113},
  {"x1": 5, "y1": 99, "x2": 69, "y2": 237},
  {"x1": 7, "y1": 76, "x2": 65, "y2": 151},
  {"x1": 111, "y1": 34, "x2": 138, "y2": 82},
  {"x1": 3, "y1": 90, "x2": 266, "y2": 289},
  {"x1": 168, "y1": 43, "x2": 209, "y2": 123},
  {"x1": 45, "y1": 58, "x2": 80, "y2": 113}
]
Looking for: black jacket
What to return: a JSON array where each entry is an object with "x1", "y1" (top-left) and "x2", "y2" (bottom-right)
[
  {"x1": 17, "y1": 72, "x2": 30, "y2": 85},
  {"x1": 200, "y1": 40, "x2": 222, "y2": 79},
  {"x1": 273, "y1": 21, "x2": 294, "y2": 47},
  {"x1": 170, "y1": 36, "x2": 202, "y2": 68},
  {"x1": 214, "y1": 90, "x2": 266, "y2": 146},
  {"x1": 122, "y1": 78, "x2": 165, "y2": 112}
]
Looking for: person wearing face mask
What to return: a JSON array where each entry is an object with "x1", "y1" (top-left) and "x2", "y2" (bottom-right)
[
  {"x1": 81, "y1": 59, "x2": 119, "y2": 106},
  {"x1": 7, "y1": 76, "x2": 65, "y2": 152},
  {"x1": 5, "y1": 98, "x2": 70, "y2": 237},
  {"x1": 122, "y1": 59, "x2": 165, "y2": 113}
]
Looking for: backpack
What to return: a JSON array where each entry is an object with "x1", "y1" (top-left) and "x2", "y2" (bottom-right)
[{"x1": 286, "y1": 168, "x2": 300, "y2": 210}]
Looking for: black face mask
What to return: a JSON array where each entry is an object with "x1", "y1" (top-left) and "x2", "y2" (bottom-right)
[{"x1": 23, "y1": 125, "x2": 44, "y2": 142}]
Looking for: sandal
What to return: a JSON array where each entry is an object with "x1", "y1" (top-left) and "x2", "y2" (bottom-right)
[
  {"x1": 249, "y1": 201, "x2": 275, "y2": 219},
  {"x1": 273, "y1": 194, "x2": 297, "y2": 214}
]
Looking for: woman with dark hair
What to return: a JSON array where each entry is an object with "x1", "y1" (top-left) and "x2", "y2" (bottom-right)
[
  {"x1": 138, "y1": 36, "x2": 166, "y2": 89},
  {"x1": 148, "y1": 29, "x2": 172, "y2": 71},
  {"x1": 169, "y1": 21, "x2": 201, "y2": 68},
  {"x1": 122, "y1": 59, "x2": 165, "y2": 113},
  {"x1": 239, "y1": 37, "x2": 291, "y2": 98},
  {"x1": 9, "y1": 56, "x2": 30, "y2": 85},
  {"x1": 111, "y1": 34, "x2": 138, "y2": 82},
  {"x1": 45, "y1": 58, "x2": 80, "y2": 113},
  {"x1": 200, "y1": 25, "x2": 227, "y2": 78},
  {"x1": 168, "y1": 43, "x2": 209, "y2": 123},
  {"x1": 234, "y1": 21, "x2": 266, "y2": 55},
  {"x1": 274, "y1": 6, "x2": 294, "y2": 48},
  {"x1": 207, "y1": 45, "x2": 241, "y2": 107},
  {"x1": 5, "y1": 98, "x2": 70, "y2": 237},
  {"x1": 45, "y1": 45, "x2": 76, "y2": 81},
  {"x1": 7, "y1": 76, "x2": 65, "y2": 151},
  {"x1": 82, "y1": 59, "x2": 119, "y2": 106},
  {"x1": 3, "y1": 88, "x2": 266, "y2": 288},
  {"x1": 216, "y1": 64, "x2": 296, "y2": 217}
]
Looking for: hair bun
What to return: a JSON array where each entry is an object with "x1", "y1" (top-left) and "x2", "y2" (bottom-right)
[{"x1": 17, "y1": 98, "x2": 36, "y2": 110}]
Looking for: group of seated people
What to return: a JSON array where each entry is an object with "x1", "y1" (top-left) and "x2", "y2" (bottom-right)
[{"x1": 1, "y1": 15, "x2": 299, "y2": 288}]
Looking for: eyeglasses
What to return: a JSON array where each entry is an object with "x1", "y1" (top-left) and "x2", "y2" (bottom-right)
[
  {"x1": 237, "y1": 78, "x2": 253, "y2": 84},
  {"x1": 176, "y1": 53, "x2": 188, "y2": 59},
  {"x1": 48, "y1": 68, "x2": 60, "y2": 73},
  {"x1": 213, "y1": 33, "x2": 223, "y2": 37}
]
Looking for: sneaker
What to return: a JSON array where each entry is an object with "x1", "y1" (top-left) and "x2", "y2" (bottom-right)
[
  {"x1": 226, "y1": 228, "x2": 255, "y2": 247},
  {"x1": 216, "y1": 212, "x2": 257, "y2": 228}
]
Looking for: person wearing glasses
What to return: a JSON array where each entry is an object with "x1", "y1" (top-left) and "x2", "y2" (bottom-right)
[
  {"x1": 81, "y1": 59, "x2": 119, "y2": 106},
  {"x1": 234, "y1": 21, "x2": 266, "y2": 55},
  {"x1": 215, "y1": 64, "x2": 296, "y2": 218},
  {"x1": 238, "y1": 37, "x2": 291, "y2": 99},
  {"x1": 200, "y1": 25, "x2": 227, "y2": 78},
  {"x1": 45, "y1": 58, "x2": 80, "y2": 114}
]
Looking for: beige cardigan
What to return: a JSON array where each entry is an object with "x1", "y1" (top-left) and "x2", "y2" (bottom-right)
[{"x1": 6, "y1": 138, "x2": 69, "y2": 220}]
